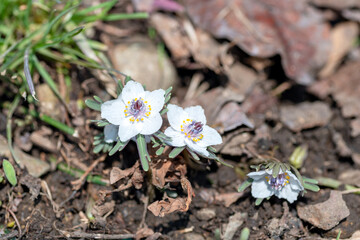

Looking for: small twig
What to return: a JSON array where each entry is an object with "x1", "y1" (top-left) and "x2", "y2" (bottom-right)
[
  {"x1": 0, "y1": 230, "x2": 18, "y2": 240},
  {"x1": 6, "y1": 206, "x2": 22, "y2": 237},
  {"x1": 139, "y1": 196, "x2": 149, "y2": 229},
  {"x1": 57, "y1": 229, "x2": 134, "y2": 239},
  {"x1": 71, "y1": 155, "x2": 106, "y2": 190},
  {"x1": 341, "y1": 188, "x2": 360, "y2": 195}
]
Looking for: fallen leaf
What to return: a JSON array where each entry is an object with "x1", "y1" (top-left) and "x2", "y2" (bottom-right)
[
  {"x1": 135, "y1": 227, "x2": 155, "y2": 240},
  {"x1": 110, "y1": 162, "x2": 143, "y2": 190},
  {"x1": 110, "y1": 166, "x2": 136, "y2": 185},
  {"x1": 280, "y1": 102, "x2": 332, "y2": 132},
  {"x1": 215, "y1": 192, "x2": 244, "y2": 207},
  {"x1": 20, "y1": 174, "x2": 41, "y2": 200},
  {"x1": 310, "y1": 61, "x2": 360, "y2": 137},
  {"x1": 309, "y1": 0, "x2": 360, "y2": 10},
  {"x1": 150, "y1": 13, "x2": 191, "y2": 59},
  {"x1": 331, "y1": 131, "x2": 352, "y2": 157},
  {"x1": 196, "y1": 208, "x2": 216, "y2": 221},
  {"x1": 339, "y1": 170, "x2": 360, "y2": 187},
  {"x1": 151, "y1": 160, "x2": 173, "y2": 188},
  {"x1": 319, "y1": 22, "x2": 359, "y2": 78},
  {"x1": 297, "y1": 191, "x2": 350, "y2": 230},
  {"x1": 222, "y1": 212, "x2": 246, "y2": 240},
  {"x1": 183, "y1": 0, "x2": 330, "y2": 84},
  {"x1": 148, "y1": 177, "x2": 194, "y2": 217}
]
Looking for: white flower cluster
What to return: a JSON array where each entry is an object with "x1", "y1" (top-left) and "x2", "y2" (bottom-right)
[{"x1": 99, "y1": 80, "x2": 223, "y2": 168}]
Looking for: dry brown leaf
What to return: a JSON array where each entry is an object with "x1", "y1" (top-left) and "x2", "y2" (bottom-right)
[
  {"x1": 319, "y1": 22, "x2": 359, "y2": 78},
  {"x1": 184, "y1": 0, "x2": 330, "y2": 84},
  {"x1": 215, "y1": 192, "x2": 244, "y2": 207},
  {"x1": 148, "y1": 197, "x2": 189, "y2": 217},
  {"x1": 280, "y1": 102, "x2": 332, "y2": 132},
  {"x1": 151, "y1": 160, "x2": 173, "y2": 188},
  {"x1": 110, "y1": 166, "x2": 136, "y2": 185},
  {"x1": 310, "y1": 61, "x2": 360, "y2": 137},
  {"x1": 135, "y1": 227, "x2": 155, "y2": 240},
  {"x1": 150, "y1": 13, "x2": 190, "y2": 59},
  {"x1": 148, "y1": 177, "x2": 194, "y2": 217}
]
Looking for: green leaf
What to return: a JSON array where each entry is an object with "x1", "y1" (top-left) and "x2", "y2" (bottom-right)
[
  {"x1": 303, "y1": 177, "x2": 318, "y2": 184},
  {"x1": 109, "y1": 141, "x2": 124, "y2": 156},
  {"x1": 272, "y1": 163, "x2": 280, "y2": 178},
  {"x1": 207, "y1": 146, "x2": 217, "y2": 153},
  {"x1": 240, "y1": 227, "x2": 250, "y2": 240},
  {"x1": 238, "y1": 178, "x2": 253, "y2": 192},
  {"x1": 255, "y1": 198, "x2": 264, "y2": 206},
  {"x1": 93, "y1": 143, "x2": 104, "y2": 154},
  {"x1": 289, "y1": 145, "x2": 308, "y2": 169},
  {"x1": 3, "y1": 160, "x2": 17, "y2": 186},
  {"x1": 160, "y1": 108, "x2": 168, "y2": 115},
  {"x1": 136, "y1": 134, "x2": 150, "y2": 171},
  {"x1": 97, "y1": 121, "x2": 109, "y2": 127},
  {"x1": 303, "y1": 183, "x2": 320, "y2": 192},
  {"x1": 165, "y1": 86, "x2": 173, "y2": 96},
  {"x1": 169, "y1": 146, "x2": 185, "y2": 159},
  {"x1": 187, "y1": 148, "x2": 200, "y2": 161},
  {"x1": 156, "y1": 146, "x2": 165, "y2": 156},
  {"x1": 85, "y1": 99, "x2": 101, "y2": 111},
  {"x1": 93, "y1": 95, "x2": 103, "y2": 103}
]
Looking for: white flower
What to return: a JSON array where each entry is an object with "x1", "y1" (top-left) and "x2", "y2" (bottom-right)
[
  {"x1": 247, "y1": 169, "x2": 304, "y2": 203},
  {"x1": 104, "y1": 124, "x2": 119, "y2": 143},
  {"x1": 164, "y1": 104, "x2": 222, "y2": 157},
  {"x1": 101, "y1": 81, "x2": 165, "y2": 142}
]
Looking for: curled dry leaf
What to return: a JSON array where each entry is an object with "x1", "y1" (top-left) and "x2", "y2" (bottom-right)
[
  {"x1": 147, "y1": 177, "x2": 195, "y2": 217},
  {"x1": 184, "y1": 0, "x2": 330, "y2": 84},
  {"x1": 110, "y1": 161, "x2": 143, "y2": 191},
  {"x1": 135, "y1": 227, "x2": 155, "y2": 240}
]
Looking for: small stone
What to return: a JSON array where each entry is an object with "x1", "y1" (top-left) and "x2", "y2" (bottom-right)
[
  {"x1": 297, "y1": 191, "x2": 350, "y2": 230},
  {"x1": 195, "y1": 208, "x2": 216, "y2": 221},
  {"x1": 184, "y1": 233, "x2": 205, "y2": 240}
]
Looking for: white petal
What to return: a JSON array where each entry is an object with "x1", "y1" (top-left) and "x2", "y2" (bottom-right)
[
  {"x1": 287, "y1": 171, "x2": 304, "y2": 191},
  {"x1": 275, "y1": 184, "x2": 300, "y2": 203},
  {"x1": 167, "y1": 104, "x2": 188, "y2": 131},
  {"x1": 118, "y1": 118, "x2": 142, "y2": 142},
  {"x1": 185, "y1": 139, "x2": 210, "y2": 157},
  {"x1": 251, "y1": 179, "x2": 274, "y2": 199},
  {"x1": 184, "y1": 105, "x2": 206, "y2": 124},
  {"x1": 121, "y1": 81, "x2": 145, "y2": 103},
  {"x1": 145, "y1": 89, "x2": 165, "y2": 113},
  {"x1": 104, "y1": 124, "x2": 119, "y2": 143},
  {"x1": 247, "y1": 170, "x2": 267, "y2": 180},
  {"x1": 197, "y1": 125, "x2": 222, "y2": 148},
  {"x1": 164, "y1": 127, "x2": 186, "y2": 147},
  {"x1": 101, "y1": 98, "x2": 125, "y2": 125},
  {"x1": 140, "y1": 113, "x2": 163, "y2": 135}
]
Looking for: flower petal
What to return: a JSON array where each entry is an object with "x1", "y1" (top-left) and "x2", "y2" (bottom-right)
[
  {"x1": 101, "y1": 98, "x2": 125, "y2": 125},
  {"x1": 164, "y1": 127, "x2": 186, "y2": 147},
  {"x1": 251, "y1": 179, "x2": 274, "y2": 199},
  {"x1": 287, "y1": 171, "x2": 304, "y2": 191},
  {"x1": 104, "y1": 124, "x2": 119, "y2": 143},
  {"x1": 145, "y1": 89, "x2": 165, "y2": 113},
  {"x1": 140, "y1": 113, "x2": 163, "y2": 135},
  {"x1": 118, "y1": 118, "x2": 142, "y2": 142},
  {"x1": 197, "y1": 125, "x2": 222, "y2": 148},
  {"x1": 167, "y1": 104, "x2": 188, "y2": 131},
  {"x1": 184, "y1": 105, "x2": 206, "y2": 124},
  {"x1": 247, "y1": 170, "x2": 267, "y2": 180},
  {"x1": 121, "y1": 81, "x2": 145, "y2": 103},
  {"x1": 185, "y1": 139, "x2": 210, "y2": 157},
  {"x1": 275, "y1": 184, "x2": 300, "y2": 203}
]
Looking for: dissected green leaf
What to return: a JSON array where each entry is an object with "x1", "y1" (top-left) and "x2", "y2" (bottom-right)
[
  {"x1": 109, "y1": 140, "x2": 127, "y2": 156},
  {"x1": 93, "y1": 143, "x2": 104, "y2": 153},
  {"x1": 156, "y1": 146, "x2": 165, "y2": 156},
  {"x1": 136, "y1": 134, "x2": 150, "y2": 171},
  {"x1": 3, "y1": 160, "x2": 17, "y2": 186},
  {"x1": 93, "y1": 95, "x2": 103, "y2": 103},
  {"x1": 272, "y1": 163, "x2": 280, "y2": 178},
  {"x1": 169, "y1": 146, "x2": 185, "y2": 159},
  {"x1": 238, "y1": 178, "x2": 253, "y2": 192},
  {"x1": 303, "y1": 183, "x2": 320, "y2": 192},
  {"x1": 85, "y1": 99, "x2": 101, "y2": 111},
  {"x1": 187, "y1": 148, "x2": 200, "y2": 161},
  {"x1": 255, "y1": 198, "x2": 263, "y2": 206}
]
